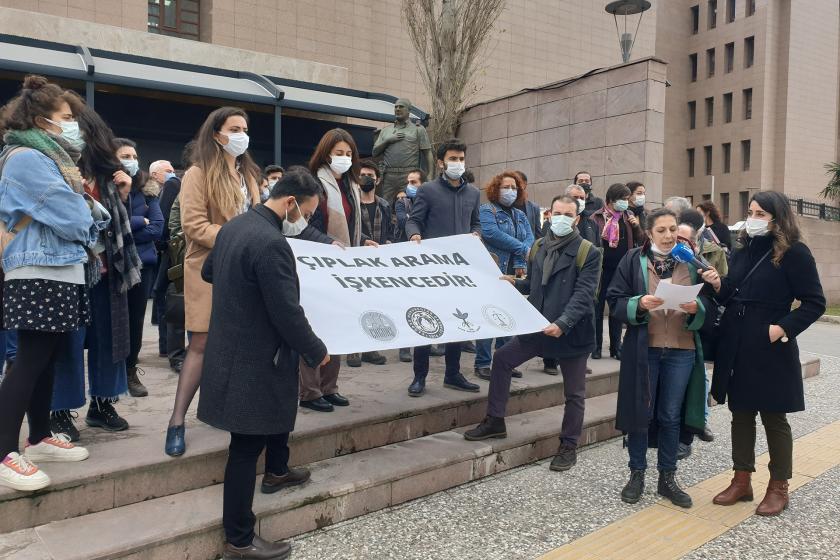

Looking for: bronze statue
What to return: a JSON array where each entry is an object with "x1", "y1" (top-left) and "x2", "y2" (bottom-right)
[{"x1": 372, "y1": 98, "x2": 435, "y2": 204}]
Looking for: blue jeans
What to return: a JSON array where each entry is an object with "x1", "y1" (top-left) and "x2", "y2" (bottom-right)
[
  {"x1": 3, "y1": 330, "x2": 17, "y2": 361},
  {"x1": 474, "y1": 337, "x2": 510, "y2": 369},
  {"x1": 51, "y1": 281, "x2": 128, "y2": 411},
  {"x1": 627, "y1": 347, "x2": 694, "y2": 472}
]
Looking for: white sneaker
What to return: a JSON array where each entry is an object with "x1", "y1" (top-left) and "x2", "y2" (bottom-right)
[
  {"x1": 0, "y1": 452, "x2": 51, "y2": 491},
  {"x1": 24, "y1": 434, "x2": 90, "y2": 462}
]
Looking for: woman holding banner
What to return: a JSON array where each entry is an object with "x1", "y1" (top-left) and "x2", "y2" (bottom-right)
[
  {"x1": 302, "y1": 128, "x2": 377, "y2": 413},
  {"x1": 164, "y1": 107, "x2": 261, "y2": 457}
]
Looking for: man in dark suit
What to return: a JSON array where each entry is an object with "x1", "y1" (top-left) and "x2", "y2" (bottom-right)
[{"x1": 198, "y1": 167, "x2": 329, "y2": 560}]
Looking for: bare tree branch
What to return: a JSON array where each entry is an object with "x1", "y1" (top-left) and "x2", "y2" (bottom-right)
[{"x1": 403, "y1": 0, "x2": 507, "y2": 145}]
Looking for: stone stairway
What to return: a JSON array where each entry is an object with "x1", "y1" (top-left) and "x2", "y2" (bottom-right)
[{"x1": 0, "y1": 336, "x2": 819, "y2": 559}]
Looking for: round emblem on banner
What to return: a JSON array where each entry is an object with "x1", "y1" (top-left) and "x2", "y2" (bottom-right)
[
  {"x1": 482, "y1": 305, "x2": 516, "y2": 332},
  {"x1": 405, "y1": 307, "x2": 445, "y2": 339},
  {"x1": 359, "y1": 311, "x2": 398, "y2": 342}
]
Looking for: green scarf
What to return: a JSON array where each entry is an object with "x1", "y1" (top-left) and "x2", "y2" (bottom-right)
[{"x1": 3, "y1": 128, "x2": 85, "y2": 194}]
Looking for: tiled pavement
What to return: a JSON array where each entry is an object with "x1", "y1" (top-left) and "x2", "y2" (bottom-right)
[{"x1": 284, "y1": 323, "x2": 840, "y2": 560}]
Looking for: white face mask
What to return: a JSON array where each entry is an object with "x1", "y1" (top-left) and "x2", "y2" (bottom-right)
[
  {"x1": 444, "y1": 161, "x2": 466, "y2": 180},
  {"x1": 550, "y1": 215, "x2": 576, "y2": 237},
  {"x1": 650, "y1": 242, "x2": 670, "y2": 257},
  {"x1": 745, "y1": 217, "x2": 772, "y2": 237},
  {"x1": 268, "y1": 179, "x2": 279, "y2": 189},
  {"x1": 282, "y1": 200, "x2": 308, "y2": 237},
  {"x1": 575, "y1": 198, "x2": 585, "y2": 215},
  {"x1": 45, "y1": 118, "x2": 83, "y2": 148},
  {"x1": 634, "y1": 195, "x2": 646, "y2": 207},
  {"x1": 499, "y1": 189, "x2": 517, "y2": 207},
  {"x1": 221, "y1": 132, "x2": 249, "y2": 157},
  {"x1": 613, "y1": 199, "x2": 629, "y2": 212},
  {"x1": 329, "y1": 155, "x2": 352, "y2": 175},
  {"x1": 120, "y1": 158, "x2": 139, "y2": 177}
]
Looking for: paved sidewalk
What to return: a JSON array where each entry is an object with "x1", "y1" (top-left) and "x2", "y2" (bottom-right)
[{"x1": 284, "y1": 323, "x2": 840, "y2": 560}]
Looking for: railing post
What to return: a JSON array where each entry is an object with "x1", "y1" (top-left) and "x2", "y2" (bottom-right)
[
  {"x1": 819, "y1": 204, "x2": 826, "y2": 220},
  {"x1": 797, "y1": 198, "x2": 804, "y2": 215}
]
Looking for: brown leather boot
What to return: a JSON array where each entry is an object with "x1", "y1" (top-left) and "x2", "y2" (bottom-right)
[
  {"x1": 755, "y1": 479, "x2": 789, "y2": 516},
  {"x1": 713, "y1": 470, "x2": 753, "y2": 505}
]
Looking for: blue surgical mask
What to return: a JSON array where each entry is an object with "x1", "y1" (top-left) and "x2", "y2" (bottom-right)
[
  {"x1": 499, "y1": 189, "x2": 517, "y2": 207},
  {"x1": 406, "y1": 185, "x2": 418, "y2": 198},
  {"x1": 164, "y1": 172, "x2": 177, "y2": 182},
  {"x1": 46, "y1": 118, "x2": 84, "y2": 149},
  {"x1": 550, "y1": 215, "x2": 576, "y2": 237},
  {"x1": 120, "y1": 159, "x2": 139, "y2": 177},
  {"x1": 614, "y1": 200, "x2": 629, "y2": 212}
]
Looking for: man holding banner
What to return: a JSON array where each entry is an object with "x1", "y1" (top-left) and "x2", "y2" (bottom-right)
[
  {"x1": 403, "y1": 138, "x2": 482, "y2": 396},
  {"x1": 464, "y1": 195, "x2": 603, "y2": 473}
]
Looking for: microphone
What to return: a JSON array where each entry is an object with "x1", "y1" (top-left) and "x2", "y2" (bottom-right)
[{"x1": 670, "y1": 242, "x2": 712, "y2": 271}]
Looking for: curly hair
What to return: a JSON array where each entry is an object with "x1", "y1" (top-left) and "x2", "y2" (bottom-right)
[
  {"x1": 696, "y1": 200, "x2": 723, "y2": 224},
  {"x1": 485, "y1": 170, "x2": 525, "y2": 206}
]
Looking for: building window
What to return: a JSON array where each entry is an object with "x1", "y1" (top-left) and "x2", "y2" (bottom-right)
[
  {"x1": 706, "y1": 96, "x2": 714, "y2": 126},
  {"x1": 689, "y1": 101, "x2": 697, "y2": 129},
  {"x1": 727, "y1": 0, "x2": 736, "y2": 23},
  {"x1": 723, "y1": 142, "x2": 732, "y2": 173},
  {"x1": 707, "y1": 48, "x2": 716, "y2": 77},
  {"x1": 743, "y1": 88, "x2": 753, "y2": 119},
  {"x1": 691, "y1": 5, "x2": 700, "y2": 34},
  {"x1": 688, "y1": 148, "x2": 696, "y2": 177},
  {"x1": 739, "y1": 190, "x2": 749, "y2": 217},
  {"x1": 724, "y1": 92, "x2": 733, "y2": 122},
  {"x1": 721, "y1": 192, "x2": 730, "y2": 221},
  {"x1": 745, "y1": 36, "x2": 755, "y2": 68},
  {"x1": 705, "y1": 146, "x2": 713, "y2": 175},
  {"x1": 702, "y1": 194, "x2": 712, "y2": 201},
  {"x1": 747, "y1": 0, "x2": 756, "y2": 16},
  {"x1": 148, "y1": 0, "x2": 200, "y2": 40},
  {"x1": 690, "y1": 53, "x2": 698, "y2": 82},
  {"x1": 725, "y1": 42, "x2": 735, "y2": 73},
  {"x1": 708, "y1": 0, "x2": 717, "y2": 29},
  {"x1": 741, "y1": 140, "x2": 751, "y2": 171}
]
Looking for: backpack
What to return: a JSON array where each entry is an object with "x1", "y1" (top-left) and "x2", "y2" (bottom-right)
[
  {"x1": 0, "y1": 146, "x2": 33, "y2": 258},
  {"x1": 528, "y1": 237, "x2": 601, "y2": 301}
]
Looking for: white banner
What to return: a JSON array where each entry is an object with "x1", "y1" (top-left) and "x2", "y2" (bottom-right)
[{"x1": 287, "y1": 234, "x2": 550, "y2": 355}]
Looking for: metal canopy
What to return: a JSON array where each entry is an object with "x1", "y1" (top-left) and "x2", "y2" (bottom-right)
[
  {"x1": 0, "y1": 34, "x2": 427, "y2": 123},
  {"x1": 605, "y1": 1, "x2": 652, "y2": 15}
]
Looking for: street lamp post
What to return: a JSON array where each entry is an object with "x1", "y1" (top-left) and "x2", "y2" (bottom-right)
[{"x1": 605, "y1": 1, "x2": 652, "y2": 63}]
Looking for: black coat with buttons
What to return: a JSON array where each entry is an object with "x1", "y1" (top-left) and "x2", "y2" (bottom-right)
[{"x1": 711, "y1": 235, "x2": 825, "y2": 413}]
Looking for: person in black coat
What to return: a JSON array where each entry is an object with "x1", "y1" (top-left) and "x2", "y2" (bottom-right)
[
  {"x1": 463, "y1": 195, "x2": 602, "y2": 472},
  {"x1": 708, "y1": 191, "x2": 825, "y2": 517},
  {"x1": 607, "y1": 208, "x2": 715, "y2": 508},
  {"x1": 696, "y1": 199, "x2": 732, "y2": 249},
  {"x1": 197, "y1": 167, "x2": 329, "y2": 559}
]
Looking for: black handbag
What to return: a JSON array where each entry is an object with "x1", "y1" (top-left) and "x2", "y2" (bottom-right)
[{"x1": 700, "y1": 249, "x2": 771, "y2": 362}]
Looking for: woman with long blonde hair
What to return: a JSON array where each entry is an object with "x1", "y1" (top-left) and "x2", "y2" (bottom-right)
[{"x1": 165, "y1": 107, "x2": 260, "y2": 456}]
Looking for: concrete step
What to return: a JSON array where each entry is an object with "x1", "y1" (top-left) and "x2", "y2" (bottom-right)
[
  {"x1": 0, "y1": 393, "x2": 621, "y2": 560},
  {"x1": 0, "y1": 352, "x2": 622, "y2": 534}
]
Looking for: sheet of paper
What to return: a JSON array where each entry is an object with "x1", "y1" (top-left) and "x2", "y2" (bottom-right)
[{"x1": 652, "y1": 281, "x2": 703, "y2": 311}]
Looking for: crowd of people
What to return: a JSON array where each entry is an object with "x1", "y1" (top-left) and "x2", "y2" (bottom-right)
[{"x1": 0, "y1": 74, "x2": 827, "y2": 559}]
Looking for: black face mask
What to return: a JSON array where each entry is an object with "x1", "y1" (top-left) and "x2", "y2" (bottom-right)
[
  {"x1": 360, "y1": 176, "x2": 376, "y2": 192},
  {"x1": 578, "y1": 183, "x2": 592, "y2": 195}
]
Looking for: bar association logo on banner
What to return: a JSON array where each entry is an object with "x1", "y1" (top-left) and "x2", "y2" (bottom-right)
[{"x1": 287, "y1": 235, "x2": 549, "y2": 355}]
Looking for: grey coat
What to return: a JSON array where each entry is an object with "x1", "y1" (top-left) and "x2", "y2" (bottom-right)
[
  {"x1": 197, "y1": 204, "x2": 328, "y2": 435},
  {"x1": 404, "y1": 176, "x2": 481, "y2": 240}
]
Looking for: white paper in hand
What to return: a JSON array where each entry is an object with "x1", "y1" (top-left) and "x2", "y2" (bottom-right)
[{"x1": 653, "y1": 280, "x2": 703, "y2": 311}]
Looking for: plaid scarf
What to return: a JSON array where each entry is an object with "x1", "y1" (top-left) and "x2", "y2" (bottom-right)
[
  {"x1": 360, "y1": 200, "x2": 383, "y2": 244},
  {"x1": 3, "y1": 128, "x2": 85, "y2": 194},
  {"x1": 96, "y1": 178, "x2": 142, "y2": 295}
]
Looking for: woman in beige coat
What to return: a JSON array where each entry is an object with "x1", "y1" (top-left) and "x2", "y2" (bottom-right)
[{"x1": 165, "y1": 107, "x2": 260, "y2": 456}]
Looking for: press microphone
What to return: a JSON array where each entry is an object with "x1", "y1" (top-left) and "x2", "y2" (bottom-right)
[{"x1": 670, "y1": 242, "x2": 712, "y2": 271}]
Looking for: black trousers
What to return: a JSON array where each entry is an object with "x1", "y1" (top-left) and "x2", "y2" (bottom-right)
[
  {"x1": 223, "y1": 432, "x2": 290, "y2": 547},
  {"x1": 413, "y1": 342, "x2": 462, "y2": 379},
  {"x1": 594, "y1": 266, "x2": 623, "y2": 353},
  {"x1": 126, "y1": 266, "x2": 156, "y2": 369},
  {"x1": 0, "y1": 330, "x2": 66, "y2": 458}
]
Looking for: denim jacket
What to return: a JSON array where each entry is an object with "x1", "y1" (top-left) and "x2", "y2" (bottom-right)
[
  {"x1": 479, "y1": 202, "x2": 534, "y2": 273},
  {"x1": 0, "y1": 148, "x2": 107, "y2": 272}
]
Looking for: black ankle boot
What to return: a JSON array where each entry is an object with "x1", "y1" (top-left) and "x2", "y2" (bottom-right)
[
  {"x1": 621, "y1": 469, "x2": 645, "y2": 504},
  {"x1": 658, "y1": 470, "x2": 692, "y2": 508},
  {"x1": 463, "y1": 416, "x2": 507, "y2": 441}
]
